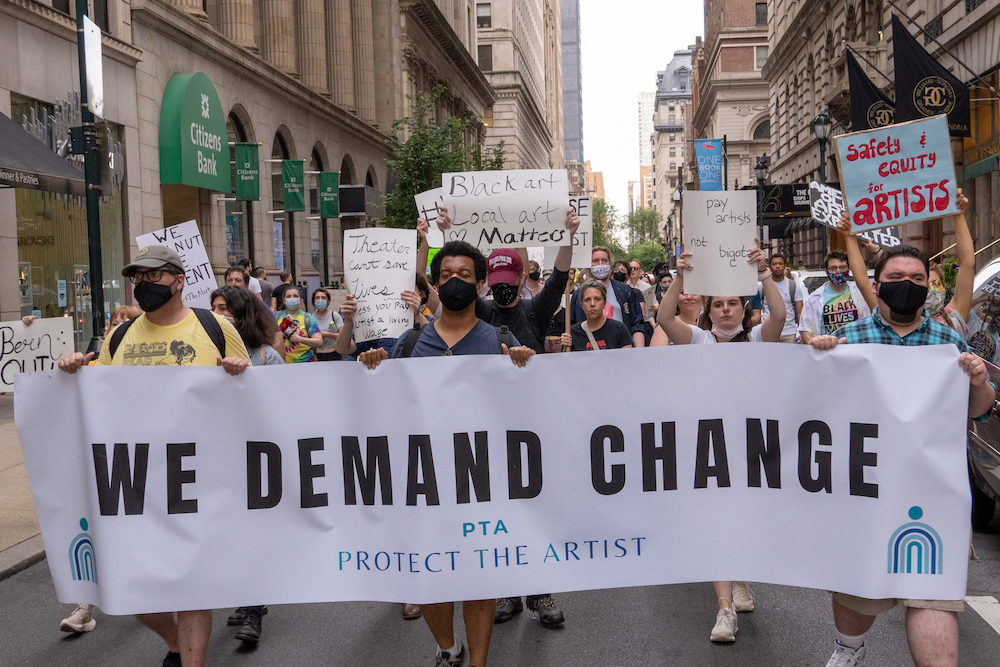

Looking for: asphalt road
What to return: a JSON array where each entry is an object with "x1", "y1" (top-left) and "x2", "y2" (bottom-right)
[{"x1": 4, "y1": 520, "x2": 1000, "y2": 667}]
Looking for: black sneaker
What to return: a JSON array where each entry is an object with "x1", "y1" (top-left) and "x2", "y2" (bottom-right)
[
  {"x1": 527, "y1": 595, "x2": 564, "y2": 628},
  {"x1": 161, "y1": 652, "x2": 181, "y2": 667},
  {"x1": 494, "y1": 597, "x2": 523, "y2": 624},
  {"x1": 228, "y1": 605, "x2": 268, "y2": 625},
  {"x1": 234, "y1": 606, "x2": 263, "y2": 643},
  {"x1": 434, "y1": 641, "x2": 467, "y2": 667}
]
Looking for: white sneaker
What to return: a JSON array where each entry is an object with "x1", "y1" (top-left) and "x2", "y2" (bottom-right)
[
  {"x1": 60, "y1": 603, "x2": 96, "y2": 633},
  {"x1": 732, "y1": 581, "x2": 755, "y2": 612},
  {"x1": 710, "y1": 607, "x2": 738, "y2": 642},
  {"x1": 825, "y1": 641, "x2": 866, "y2": 666}
]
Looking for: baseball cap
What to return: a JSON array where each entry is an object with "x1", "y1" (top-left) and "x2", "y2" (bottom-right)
[
  {"x1": 122, "y1": 245, "x2": 185, "y2": 276},
  {"x1": 487, "y1": 249, "x2": 523, "y2": 286}
]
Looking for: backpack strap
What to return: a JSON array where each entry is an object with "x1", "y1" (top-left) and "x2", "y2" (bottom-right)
[
  {"x1": 400, "y1": 323, "x2": 426, "y2": 358},
  {"x1": 495, "y1": 324, "x2": 515, "y2": 352},
  {"x1": 107, "y1": 316, "x2": 140, "y2": 360},
  {"x1": 192, "y1": 308, "x2": 227, "y2": 359}
]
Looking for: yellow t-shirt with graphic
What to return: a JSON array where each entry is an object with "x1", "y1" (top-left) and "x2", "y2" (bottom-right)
[{"x1": 96, "y1": 311, "x2": 249, "y2": 366}]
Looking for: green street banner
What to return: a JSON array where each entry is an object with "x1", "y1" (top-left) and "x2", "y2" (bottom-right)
[
  {"x1": 234, "y1": 143, "x2": 259, "y2": 201},
  {"x1": 14, "y1": 344, "x2": 971, "y2": 614},
  {"x1": 283, "y1": 160, "x2": 305, "y2": 213},
  {"x1": 319, "y1": 172, "x2": 340, "y2": 218}
]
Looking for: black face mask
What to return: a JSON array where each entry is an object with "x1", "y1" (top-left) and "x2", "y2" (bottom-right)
[
  {"x1": 528, "y1": 270, "x2": 541, "y2": 282},
  {"x1": 134, "y1": 279, "x2": 175, "y2": 312},
  {"x1": 878, "y1": 279, "x2": 928, "y2": 319},
  {"x1": 492, "y1": 283, "x2": 520, "y2": 307},
  {"x1": 438, "y1": 277, "x2": 479, "y2": 312},
  {"x1": 613, "y1": 271, "x2": 629, "y2": 283}
]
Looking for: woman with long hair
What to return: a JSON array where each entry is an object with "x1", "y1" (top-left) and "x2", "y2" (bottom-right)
[{"x1": 212, "y1": 286, "x2": 283, "y2": 366}]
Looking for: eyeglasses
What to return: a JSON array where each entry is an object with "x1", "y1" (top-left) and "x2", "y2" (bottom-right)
[
  {"x1": 827, "y1": 267, "x2": 849, "y2": 273},
  {"x1": 128, "y1": 268, "x2": 177, "y2": 284},
  {"x1": 930, "y1": 279, "x2": 944, "y2": 289},
  {"x1": 630, "y1": 266, "x2": 641, "y2": 271}
]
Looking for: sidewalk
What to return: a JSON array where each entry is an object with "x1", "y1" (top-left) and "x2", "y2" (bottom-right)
[{"x1": 0, "y1": 394, "x2": 45, "y2": 580}]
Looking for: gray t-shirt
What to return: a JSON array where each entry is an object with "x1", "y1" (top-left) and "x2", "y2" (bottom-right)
[
  {"x1": 313, "y1": 310, "x2": 344, "y2": 352},
  {"x1": 391, "y1": 319, "x2": 519, "y2": 358},
  {"x1": 248, "y1": 345, "x2": 284, "y2": 366}
]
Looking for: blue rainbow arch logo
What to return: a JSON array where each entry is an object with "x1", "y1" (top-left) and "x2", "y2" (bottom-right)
[
  {"x1": 887, "y1": 506, "x2": 943, "y2": 575},
  {"x1": 68, "y1": 518, "x2": 98, "y2": 584}
]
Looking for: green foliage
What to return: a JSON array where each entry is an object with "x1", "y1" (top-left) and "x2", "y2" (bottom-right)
[
  {"x1": 378, "y1": 86, "x2": 505, "y2": 229},
  {"x1": 626, "y1": 207, "x2": 663, "y2": 245},
  {"x1": 625, "y1": 240, "x2": 669, "y2": 271},
  {"x1": 940, "y1": 255, "x2": 958, "y2": 302},
  {"x1": 591, "y1": 198, "x2": 625, "y2": 258}
]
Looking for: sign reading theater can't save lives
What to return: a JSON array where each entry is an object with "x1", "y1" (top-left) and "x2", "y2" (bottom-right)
[{"x1": 159, "y1": 73, "x2": 231, "y2": 193}]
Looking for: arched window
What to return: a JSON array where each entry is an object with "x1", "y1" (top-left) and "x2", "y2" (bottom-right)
[
  {"x1": 753, "y1": 120, "x2": 771, "y2": 141},
  {"x1": 271, "y1": 131, "x2": 292, "y2": 272},
  {"x1": 226, "y1": 112, "x2": 255, "y2": 265}
]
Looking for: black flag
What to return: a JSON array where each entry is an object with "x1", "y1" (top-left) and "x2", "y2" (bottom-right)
[
  {"x1": 847, "y1": 50, "x2": 895, "y2": 130},
  {"x1": 892, "y1": 14, "x2": 970, "y2": 136}
]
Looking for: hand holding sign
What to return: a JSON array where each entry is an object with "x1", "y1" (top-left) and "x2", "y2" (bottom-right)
[
  {"x1": 343, "y1": 228, "x2": 417, "y2": 342},
  {"x1": 414, "y1": 188, "x2": 445, "y2": 247}
]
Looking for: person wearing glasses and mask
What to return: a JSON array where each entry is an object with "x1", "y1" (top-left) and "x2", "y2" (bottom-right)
[
  {"x1": 797, "y1": 251, "x2": 871, "y2": 344},
  {"x1": 570, "y1": 246, "x2": 646, "y2": 347},
  {"x1": 627, "y1": 259, "x2": 652, "y2": 292}
]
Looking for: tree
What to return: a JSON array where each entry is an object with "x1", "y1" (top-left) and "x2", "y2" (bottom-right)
[
  {"x1": 626, "y1": 207, "x2": 663, "y2": 245},
  {"x1": 378, "y1": 86, "x2": 504, "y2": 229},
  {"x1": 626, "y1": 240, "x2": 669, "y2": 271},
  {"x1": 592, "y1": 198, "x2": 625, "y2": 258}
]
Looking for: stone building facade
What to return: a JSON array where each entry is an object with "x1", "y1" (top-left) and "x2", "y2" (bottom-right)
[
  {"x1": 561, "y1": 0, "x2": 582, "y2": 163},
  {"x1": 651, "y1": 49, "x2": 693, "y2": 242},
  {"x1": 476, "y1": 0, "x2": 564, "y2": 169}
]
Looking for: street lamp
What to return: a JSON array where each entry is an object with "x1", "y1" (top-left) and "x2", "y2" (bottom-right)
[
  {"x1": 811, "y1": 108, "x2": 832, "y2": 259},
  {"x1": 754, "y1": 155, "x2": 769, "y2": 246}
]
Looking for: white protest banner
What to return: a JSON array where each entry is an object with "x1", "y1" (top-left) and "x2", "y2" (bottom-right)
[
  {"x1": 682, "y1": 190, "x2": 757, "y2": 296},
  {"x1": 0, "y1": 318, "x2": 72, "y2": 393},
  {"x1": 809, "y1": 182, "x2": 901, "y2": 248},
  {"x1": 544, "y1": 196, "x2": 593, "y2": 269},
  {"x1": 15, "y1": 344, "x2": 970, "y2": 614},
  {"x1": 343, "y1": 227, "x2": 416, "y2": 342},
  {"x1": 414, "y1": 188, "x2": 445, "y2": 248},
  {"x1": 440, "y1": 169, "x2": 570, "y2": 251},
  {"x1": 136, "y1": 220, "x2": 217, "y2": 310},
  {"x1": 834, "y1": 114, "x2": 958, "y2": 233}
]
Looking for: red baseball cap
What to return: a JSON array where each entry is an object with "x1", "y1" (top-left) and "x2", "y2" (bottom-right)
[{"x1": 487, "y1": 249, "x2": 523, "y2": 286}]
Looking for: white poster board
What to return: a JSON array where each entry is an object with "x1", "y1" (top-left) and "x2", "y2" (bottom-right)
[
  {"x1": 682, "y1": 191, "x2": 757, "y2": 296},
  {"x1": 343, "y1": 228, "x2": 416, "y2": 342},
  {"x1": 414, "y1": 188, "x2": 445, "y2": 248},
  {"x1": 0, "y1": 317, "x2": 73, "y2": 393},
  {"x1": 544, "y1": 196, "x2": 593, "y2": 269},
  {"x1": 440, "y1": 169, "x2": 570, "y2": 250},
  {"x1": 135, "y1": 220, "x2": 217, "y2": 310}
]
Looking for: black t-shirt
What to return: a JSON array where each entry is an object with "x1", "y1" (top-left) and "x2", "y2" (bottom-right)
[
  {"x1": 570, "y1": 319, "x2": 633, "y2": 351},
  {"x1": 478, "y1": 269, "x2": 570, "y2": 354}
]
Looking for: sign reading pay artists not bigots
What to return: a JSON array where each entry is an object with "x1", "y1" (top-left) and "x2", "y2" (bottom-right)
[
  {"x1": 440, "y1": 169, "x2": 570, "y2": 251},
  {"x1": 136, "y1": 220, "x2": 218, "y2": 310},
  {"x1": 682, "y1": 190, "x2": 757, "y2": 297}
]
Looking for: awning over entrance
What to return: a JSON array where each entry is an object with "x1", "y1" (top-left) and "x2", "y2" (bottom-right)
[{"x1": 0, "y1": 111, "x2": 85, "y2": 197}]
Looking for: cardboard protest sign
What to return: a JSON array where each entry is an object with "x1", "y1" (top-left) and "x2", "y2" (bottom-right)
[
  {"x1": 440, "y1": 169, "x2": 570, "y2": 250},
  {"x1": 0, "y1": 317, "x2": 72, "y2": 393},
  {"x1": 809, "y1": 181, "x2": 900, "y2": 248},
  {"x1": 834, "y1": 115, "x2": 957, "y2": 233},
  {"x1": 136, "y1": 220, "x2": 217, "y2": 310},
  {"x1": 682, "y1": 190, "x2": 757, "y2": 297},
  {"x1": 414, "y1": 188, "x2": 445, "y2": 248},
  {"x1": 343, "y1": 228, "x2": 416, "y2": 342},
  {"x1": 544, "y1": 196, "x2": 593, "y2": 269}
]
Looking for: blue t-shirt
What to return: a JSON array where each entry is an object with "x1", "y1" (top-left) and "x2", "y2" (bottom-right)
[{"x1": 391, "y1": 319, "x2": 519, "y2": 358}]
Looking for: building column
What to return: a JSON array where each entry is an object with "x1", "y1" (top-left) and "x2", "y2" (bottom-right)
[
  {"x1": 351, "y1": 0, "x2": 377, "y2": 124},
  {"x1": 296, "y1": 0, "x2": 329, "y2": 95},
  {"x1": 218, "y1": 0, "x2": 258, "y2": 51},
  {"x1": 166, "y1": 0, "x2": 208, "y2": 20},
  {"x1": 260, "y1": 0, "x2": 299, "y2": 78},
  {"x1": 372, "y1": 0, "x2": 397, "y2": 131},
  {"x1": 326, "y1": 0, "x2": 356, "y2": 111}
]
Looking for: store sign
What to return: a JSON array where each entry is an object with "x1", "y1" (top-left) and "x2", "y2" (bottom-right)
[
  {"x1": 319, "y1": 172, "x2": 340, "y2": 218},
  {"x1": 159, "y1": 73, "x2": 231, "y2": 193},
  {"x1": 282, "y1": 160, "x2": 305, "y2": 213},
  {"x1": 234, "y1": 143, "x2": 259, "y2": 201}
]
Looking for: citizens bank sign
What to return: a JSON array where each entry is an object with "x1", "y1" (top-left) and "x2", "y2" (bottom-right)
[{"x1": 158, "y1": 72, "x2": 231, "y2": 192}]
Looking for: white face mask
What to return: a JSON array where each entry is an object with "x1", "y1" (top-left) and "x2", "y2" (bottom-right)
[{"x1": 591, "y1": 264, "x2": 612, "y2": 280}]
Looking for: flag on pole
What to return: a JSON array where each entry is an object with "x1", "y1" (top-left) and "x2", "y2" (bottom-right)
[{"x1": 847, "y1": 50, "x2": 895, "y2": 131}]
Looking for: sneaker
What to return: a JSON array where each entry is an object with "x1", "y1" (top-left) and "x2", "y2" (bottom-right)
[
  {"x1": 59, "y1": 603, "x2": 96, "y2": 633},
  {"x1": 435, "y1": 641, "x2": 467, "y2": 667},
  {"x1": 228, "y1": 605, "x2": 268, "y2": 625},
  {"x1": 494, "y1": 597, "x2": 523, "y2": 624},
  {"x1": 732, "y1": 582, "x2": 755, "y2": 612},
  {"x1": 401, "y1": 603, "x2": 422, "y2": 620},
  {"x1": 710, "y1": 607, "x2": 738, "y2": 642},
  {"x1": 527, "y1": 595, "x2": 565, "y2": 628},
  {"x1": 825, "y1": 641, "x2": 866, "y2": 666},
  {"x1": 161, "y1": 652, "x2": 182, "y2": 667},
  {"x1": 234, "y1": 606, "x2": 263, "y2": 643}
]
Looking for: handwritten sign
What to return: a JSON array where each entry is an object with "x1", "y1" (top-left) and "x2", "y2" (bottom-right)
[
  {"x1": 414, "y1": 188, "x2": 445, "y2": 248},
  {"x1": 0, "y1": 317, "x2": 72, "y2": 393},
  {"x1": 834, "y1": 115, "x2": 957, "y2": 233},
  {"x1": 343, "y1": 228, "x2": 416, "y2": 343},
  {"x1": 682, "y1": 190, "x2": 757, "y2": 297},
  {"x1": 440, "y1": 169, "x2": 570, "y2": 250},
  {"x1": 810, "y1": 181, "x2": 901, "y2": 248},
  {"x1": 136, "y1": 220, "x2": 218, "y2": 310},
  {"x1": 544, "y1": 196, "x2": 593, "y2": 269}
]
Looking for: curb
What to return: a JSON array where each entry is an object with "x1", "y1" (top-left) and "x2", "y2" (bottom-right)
[{"x1": 0, "y1": 535, "x2": 46, "y2": 581}]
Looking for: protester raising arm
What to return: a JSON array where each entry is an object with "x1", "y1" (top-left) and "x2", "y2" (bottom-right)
[
  {"x1": 335, "y1": 294, "x2": 361, "y2": 357},
  {"x1": 656, "y1": 244, "x2": 695, "y2": 345},
  {"x1": 416, "y1": 218, "x2": 431, "y2": 278},
  {"x1": 837, "y1": 212, "x2": 878, "y2": 311},
  {"x1": 947, "y1": 189, "x2": 974, "y2": 322}
]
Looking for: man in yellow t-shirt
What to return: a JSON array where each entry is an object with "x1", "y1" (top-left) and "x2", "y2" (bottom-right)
[{"x1": 58, "y1": 244, "x2": 249, "y2": 667}]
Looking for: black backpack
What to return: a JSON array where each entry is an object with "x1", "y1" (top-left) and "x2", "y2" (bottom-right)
[
  {"x1": 107, "y1": 308, "x2": 227, "y2": 361},
  {"x1": 479, "y1": 297, "x2": 542, "y2": 349},
  {"x1": 398, "y1": 322, "x2": 515, "y2": 358}
]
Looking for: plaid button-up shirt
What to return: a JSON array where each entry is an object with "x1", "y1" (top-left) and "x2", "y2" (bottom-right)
[{"x1": 839, "y1": 307, "x2": 969, "y2": 353}]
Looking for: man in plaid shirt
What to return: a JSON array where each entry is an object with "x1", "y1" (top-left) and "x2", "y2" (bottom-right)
[{"x1": 809, "y1": 244, "x2": 994, "y2": 667}]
